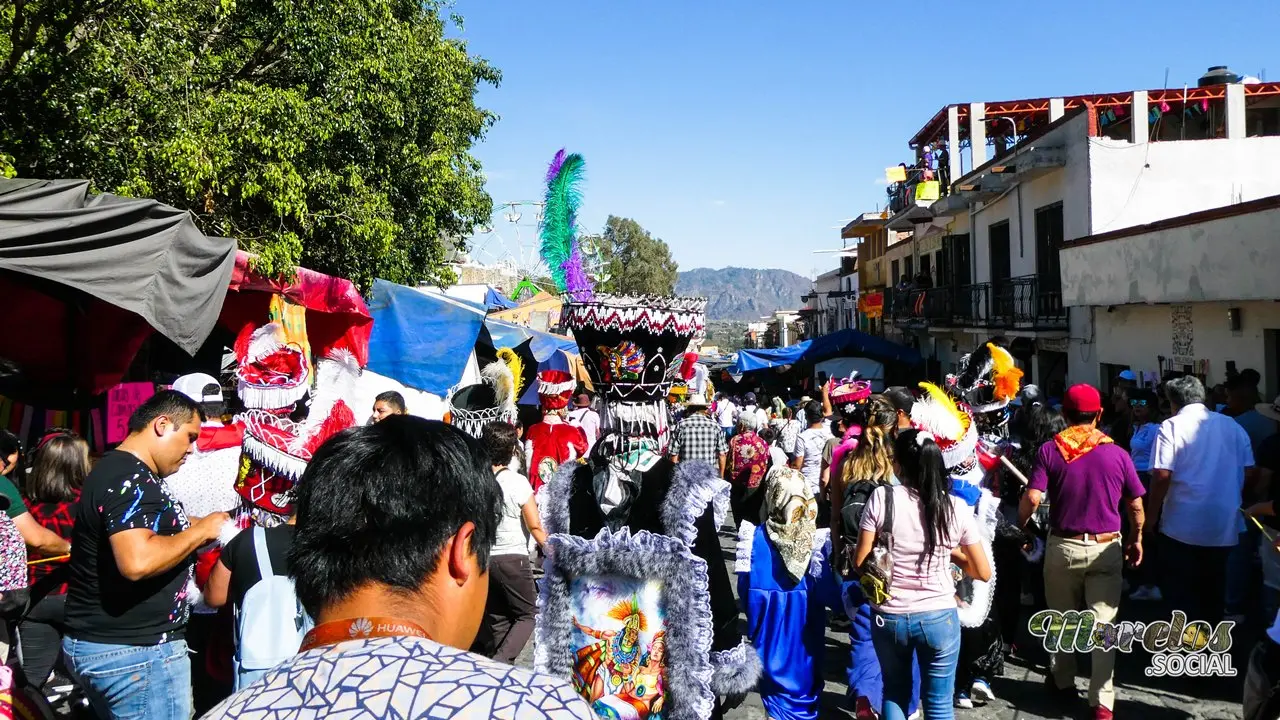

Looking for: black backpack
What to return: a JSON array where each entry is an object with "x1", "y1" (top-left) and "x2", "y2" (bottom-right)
[{"x1": 841, "y1": 480, "x2": 882, "y2": 546}]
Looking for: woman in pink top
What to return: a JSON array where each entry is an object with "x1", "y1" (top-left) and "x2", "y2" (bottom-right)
[{"x1": 854, "y1": 429, "x2": 992, "y2": 720}]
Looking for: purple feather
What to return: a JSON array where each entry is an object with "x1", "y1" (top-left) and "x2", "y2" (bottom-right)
[
  {"x1": 545, "y1": 148, "x2": 567, "y2": 186},
  {"x1": 561, "y1": 238, "x2": 595, "y2": 302}
]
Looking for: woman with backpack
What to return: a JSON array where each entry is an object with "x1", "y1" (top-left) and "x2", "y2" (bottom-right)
[
  {"x1": 854, "y1": 429, "x2": 992, "y2": 720},
  {"x1": 204, "y1": 510, "x2": 311, "y2": 690},
  {"x1": 19, "y1": 430, "x2": 89, "y2": 688},
  {"x1": 830, "y1": 396, "x2": 919, "y2": 720}
]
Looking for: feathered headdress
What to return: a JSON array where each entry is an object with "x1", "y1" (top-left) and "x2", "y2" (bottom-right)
[
  {"x1": 540, "y1": 149, "x2": 594, "y2": 302},
  {"x1": 606, "y1": 596, "x2": 648, "y2": 631},
  {"x1": 495, "y1": 347, "x2": 525, "y2": 398},
  {"x1": 947, "y1": 342, "x2": 1024, "y2": 413},
  {"x1": 911, "y1": 382, "x2": 978, "y2": 470}
]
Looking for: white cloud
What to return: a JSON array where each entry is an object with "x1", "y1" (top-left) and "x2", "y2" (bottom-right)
[
  {"x1": 872, "y1": 177, "x2": 888, "y2": 186},
  {"x1": 710, "y1": 199, "x2": 728, "y2": 206}
]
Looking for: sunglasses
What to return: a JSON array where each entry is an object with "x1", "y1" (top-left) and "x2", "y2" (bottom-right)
[{"x1": 1129, "y1": 399, "x2": 1149, "y2": 407}]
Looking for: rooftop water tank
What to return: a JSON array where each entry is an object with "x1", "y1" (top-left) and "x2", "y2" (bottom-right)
[{"x1": 1198, "y1": 66, "x2": 1241, "y2": 87}]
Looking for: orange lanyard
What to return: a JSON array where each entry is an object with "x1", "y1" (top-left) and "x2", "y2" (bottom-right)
[{"x1": 299, "y1": 617, "x2": 431, "y2": 653}]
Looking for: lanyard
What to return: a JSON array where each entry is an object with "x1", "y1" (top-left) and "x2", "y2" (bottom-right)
[{"x1": 299, "y1": 617, "x2": 431, "y2": 653}]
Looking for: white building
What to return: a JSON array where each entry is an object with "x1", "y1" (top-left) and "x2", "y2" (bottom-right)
[
  {"x1": 1061, "y1": 195, "x2": 1280, "y2": 398},
  {"x1": 879, "y1": 72, "x2": 1280, "y2": 396}
]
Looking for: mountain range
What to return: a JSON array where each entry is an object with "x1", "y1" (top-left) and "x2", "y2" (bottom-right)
[{"x1": 675, "y1": 267, "x2": 811, "y2": 321}]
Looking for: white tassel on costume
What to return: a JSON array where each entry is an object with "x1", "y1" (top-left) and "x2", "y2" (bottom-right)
[{"x1": 290, "y1": 348, "x2": 361, "y2": 455}]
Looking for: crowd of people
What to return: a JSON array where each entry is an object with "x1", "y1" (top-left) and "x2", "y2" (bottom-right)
[
  {"x1": 1, "y1": 344, "x2": 1277, "y2": 719},
  {"x1": 664, "y1": 357, "x2": 1277, "y2": 720}
]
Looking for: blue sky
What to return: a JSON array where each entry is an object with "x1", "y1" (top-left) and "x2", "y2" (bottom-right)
[{"x1": 455, "y1": 1, "x2": 1278, "y2": 277}]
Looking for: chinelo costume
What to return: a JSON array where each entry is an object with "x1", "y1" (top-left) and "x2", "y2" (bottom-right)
[
  {"x1": 533, "y1": 149, "x2": 760, "y2": 720},
  {"x1": 444, "y1": 347, "x2": 526, "y2": 440},
  {"x1": 525, "y1": 367, "x2": 588, "y2": 490},
  {"x1": 912, "y1": 342, "x2": 1027, "y2": 706}
]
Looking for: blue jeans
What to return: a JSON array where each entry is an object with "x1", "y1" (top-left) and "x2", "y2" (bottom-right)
[
  {"x1": 870, "y1": 607, "x2": 961, "y2": 720},
  {"x1": 843, "y1": 582, "x2": 920, "y2": 714},
  {"x1": 62, "y1": 637, "x2": 192, "y2": 720}
]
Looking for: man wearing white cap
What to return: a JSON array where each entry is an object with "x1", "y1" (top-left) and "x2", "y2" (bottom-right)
[
  {"x1": 166, "y1": 373, "x2": 245, "y2": 711},
  {"x1": 167, "y1": 374, "x2": 244, "y2": 521}
]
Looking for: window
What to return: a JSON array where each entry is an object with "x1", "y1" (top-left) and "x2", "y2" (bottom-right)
[
  {"x1": 1035, "y1": 202, "x2": 1064, "y2": 292},
  {"x1": 919, "y1": 253, "x2": 932, "y2": 282},
  {"x1": 891, "y1": 259, "x2": 900, "y2": 286},
  {"x1": 940, "y1": 234, "x2": 971, "y2": 287},
  {"x1": 904, "y1": 256, "x2": 914, "y2": 284},
  {"x1": 989, "y1": 221, "x2": 1011, "y2": 285}
]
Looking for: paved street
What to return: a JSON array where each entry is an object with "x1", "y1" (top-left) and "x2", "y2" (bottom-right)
[{"x1": 521, "y1": 524, "x2": 1248, "y2": 719}]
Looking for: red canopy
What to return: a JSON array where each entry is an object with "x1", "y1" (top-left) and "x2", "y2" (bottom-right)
[{"x1": 220, "y1": 251, "x2": 372, "y2": 366}]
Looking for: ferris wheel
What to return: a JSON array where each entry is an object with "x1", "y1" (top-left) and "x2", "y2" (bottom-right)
[{"x1": 465, "y1": 201, "x2": 608, "y2": 299}]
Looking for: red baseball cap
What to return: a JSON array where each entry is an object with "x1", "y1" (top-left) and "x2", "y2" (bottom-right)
[{"x1": 1063, "y1": 384, "x2": 1103, "y2": 414}]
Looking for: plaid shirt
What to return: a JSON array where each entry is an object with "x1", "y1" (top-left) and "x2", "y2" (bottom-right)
[
  {"x1": 27, "y1": 494, "x2": 78, "y2": 593},
  {"x1": 671, "y1": 413, "x2": 728, "y2": 465}
]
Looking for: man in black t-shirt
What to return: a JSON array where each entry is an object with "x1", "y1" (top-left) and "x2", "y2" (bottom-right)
[{"x1": 62, "y1": 391, "x2": 230, "y2": 720}]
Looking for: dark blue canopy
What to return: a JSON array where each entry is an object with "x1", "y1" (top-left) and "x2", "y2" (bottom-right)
[{"x1": 731, "y1": 328, "x2": 921, "y2": 375}]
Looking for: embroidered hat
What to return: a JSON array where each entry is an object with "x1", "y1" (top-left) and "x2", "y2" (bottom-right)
[
  {"x1": 537, "y1": 369, "x2": 576, "y2": 411},
  {"x1": 910, "y1": 382, "x2": 979, "y2": 471},
  {"x1": 563, "y1": 294, "x2": 706, "y2": 453},
  {"x1": 445, "y1": 349, "x2": 524, "y2": 438},
  {"x1": 946, "y1": 342, "x2": 1024, "y2": 414},
  {"x1": 563, "y1": 295, "x2": 706, "y2": 403},
  {"x1": 828, "y1": 375, "x2": 872, "y2": 416}
]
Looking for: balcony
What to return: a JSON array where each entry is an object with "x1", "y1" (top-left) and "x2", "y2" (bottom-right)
[{"x1": 886, "y1": 276, "x2": 1066, "y2": 331}]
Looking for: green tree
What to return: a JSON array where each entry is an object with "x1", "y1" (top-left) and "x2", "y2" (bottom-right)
[
  {"x1": 598, "y1": 215, "x2": 679, "y2": 296},
  {"x1": 0, "y1": 0, "x2": 498, "y2": 289}
]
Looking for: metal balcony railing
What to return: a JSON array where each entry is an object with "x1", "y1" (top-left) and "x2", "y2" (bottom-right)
[
  {"x1": 885, "y1": 277, "x2": 1065, "y2": 330},
  {"x1": 992, "y1": 275, "x2": 1067, "y2": 328}
]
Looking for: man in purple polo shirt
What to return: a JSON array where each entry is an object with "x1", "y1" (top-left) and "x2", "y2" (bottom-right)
[{"x1": 1020, "y1": 384, "x2": 1146, "y2": 720}]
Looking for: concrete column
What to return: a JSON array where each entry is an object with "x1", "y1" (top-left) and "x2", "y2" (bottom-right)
[
  {"x1": 1131, "y1": 90, "x2": 1149, "y2": 144},
  {"x1": 969, "y1": 102, "x2": 987, "y2": 168},
  {"x1": 1226, "y1": 83, "x2": 1246, "y2": 139},
  {"x1": 1049, "y1": 98, "x2": 1066, "y2": 121},
  {"x1": 947, "y1": 105, "x2": 963, "y2": 181}
]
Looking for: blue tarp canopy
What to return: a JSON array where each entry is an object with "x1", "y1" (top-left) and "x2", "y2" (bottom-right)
[
  {"x1": 484, "y1": 287, "x2": 519, "y2": 311},
  {"x1": 731, "y1": 328, "x2": 921, "y2": 375},
  {"x1": 483, "y1": 317, "x2": 578, "y2": 362},
  {"x1": 366, "y1": 280, "x2": 487, "y2": 396}
]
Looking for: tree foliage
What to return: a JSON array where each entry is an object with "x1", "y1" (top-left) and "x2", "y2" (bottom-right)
[
  {"x1": 597, "y1": 215, "x2": 679, "y2": 296},
  {"x1": 0, "y1": 0, "x2": 498, "y2": 289}
]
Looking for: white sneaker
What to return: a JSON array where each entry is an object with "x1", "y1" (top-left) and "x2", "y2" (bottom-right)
[
  {"x1": 972, "y1": 678, "x2": 996, "y2": 703},
  {"x1": 955, "y1": 693, "x2": 974, "y2": 709},
  {"x1": 908, "y1": 711, "x2": 922, "y2": 720}
]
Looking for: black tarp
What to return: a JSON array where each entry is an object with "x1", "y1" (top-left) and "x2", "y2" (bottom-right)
[{"x1": 0, "y1": 178, "x2": 237, "y2": 397}]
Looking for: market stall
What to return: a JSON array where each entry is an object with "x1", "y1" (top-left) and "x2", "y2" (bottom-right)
[{"x1": 0, "y1": 177, "x2": 238, "y2": 446}]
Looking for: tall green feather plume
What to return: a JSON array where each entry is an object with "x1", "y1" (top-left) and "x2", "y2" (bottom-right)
[{"x1": 540, "y1": 149, "x2": 588, "y2": 295}]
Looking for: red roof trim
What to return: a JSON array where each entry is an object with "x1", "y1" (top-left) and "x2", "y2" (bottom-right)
[{"x1": 908, "y1": 81, "x2": 1280, "y2": 148}]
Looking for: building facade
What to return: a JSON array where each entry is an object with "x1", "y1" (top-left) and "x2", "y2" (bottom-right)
[
  {"x1": 876, "y1": 75, "x2": 1280, "y2": 396},
  {"x1": 1061, "y1": 195, "x2": 1280, "y2": 398}
]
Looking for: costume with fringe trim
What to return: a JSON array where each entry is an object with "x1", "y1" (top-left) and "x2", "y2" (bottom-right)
[
  {"x1": 540, "y1": 262, "x2": 753, "y2": 714},
  {"x1": 543, "y1": 458, "x2": 756, "y2": 711},
  {"x1": 734, "y1": 521, "x2": 837, "y2": 720}
]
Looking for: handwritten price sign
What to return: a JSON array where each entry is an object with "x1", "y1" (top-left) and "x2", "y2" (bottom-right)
[{"x1": 106, "y1": 382, "x2": 155, "y2": 444}]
